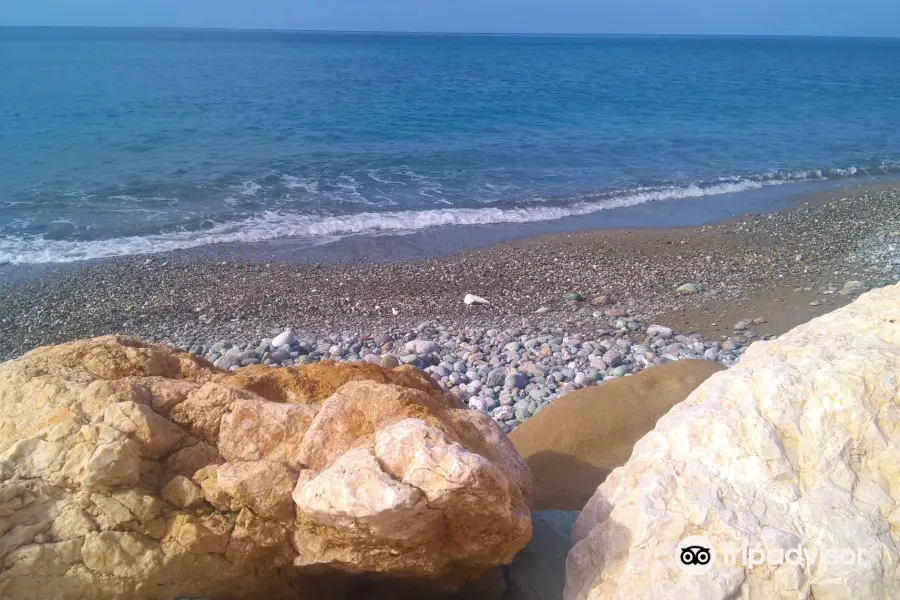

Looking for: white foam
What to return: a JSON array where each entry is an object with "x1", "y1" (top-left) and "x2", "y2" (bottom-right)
[
  {"x1": 0, "y1": 177, "x2": 771, "y2": 265},
  {"x1": 239, "y1": 181, "x2": 262, "y2": 196},
  {"x1": 281, "y1": 174, "x2": 319, "y2": 193},
  {"x1": 6, "y1": 159, "x2": 900, "y2": 266}
]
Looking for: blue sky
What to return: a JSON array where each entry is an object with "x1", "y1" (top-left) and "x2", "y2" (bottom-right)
[{"x1": 3, "y1": 0, "x2": 899, "y2": 38}]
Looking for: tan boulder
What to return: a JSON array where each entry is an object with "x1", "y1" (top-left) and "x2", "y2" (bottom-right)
[
  {"x1": 221, "y1": 359, "x2": 452, "y2": 405},
  {"x1": 0, "y1": 335, "x2": 531, "y2": 599},
  {"x1": 160, "y1": 476, "x2": 205, "y2": 509}
]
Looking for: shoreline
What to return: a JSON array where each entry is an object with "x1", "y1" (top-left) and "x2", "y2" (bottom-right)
[
  {"x1": 2, "y1": 176, "x2": 896, "y2": 288},
  {"x1": 1, "y1": 183, "x2": 898, "y2": 430},
  {"x1": 0, "y1": 183, "x2": 897, "y2": 356}
]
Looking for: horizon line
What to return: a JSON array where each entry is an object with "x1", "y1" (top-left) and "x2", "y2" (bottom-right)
[{"x1": 1, "y1": 25, "x2": 898, "y2": 40}]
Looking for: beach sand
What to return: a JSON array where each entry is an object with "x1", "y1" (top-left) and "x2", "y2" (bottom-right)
[
  {"x1": 509, "y1": 359, "x2": 725, "y2": 510},
  {"x1": 1, "y1": 183, "x2": 897, "y2": 360}
]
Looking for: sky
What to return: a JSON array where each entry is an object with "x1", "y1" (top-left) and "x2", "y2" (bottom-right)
[{"x1": 2, "y1": 0, "x2": 899, "y2": 38}]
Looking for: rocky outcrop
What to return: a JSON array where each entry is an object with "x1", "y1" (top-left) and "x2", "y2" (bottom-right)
[
  {"x1": 0, "y1": 336, "x2": 531, "y2": 600},
  {"x1": 566, "y1": 283, "x2": 900, "y2": 600},
  {"x1": 509, "y1": 360, "x2": 724, "y2": 510}
]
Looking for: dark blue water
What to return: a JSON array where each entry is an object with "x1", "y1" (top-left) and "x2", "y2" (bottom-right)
[{"x1": 2, "y1": 28, "x2": 900, "y2": 264}]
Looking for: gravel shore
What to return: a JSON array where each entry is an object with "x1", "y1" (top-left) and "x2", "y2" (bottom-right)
[{"x1": 1, "y1": 184, "x2": 898, "y2": 428}]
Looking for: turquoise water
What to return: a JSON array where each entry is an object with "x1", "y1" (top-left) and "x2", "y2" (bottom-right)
[{"x1": 2, "y1": 27, "x2": 900, "y2": 264}]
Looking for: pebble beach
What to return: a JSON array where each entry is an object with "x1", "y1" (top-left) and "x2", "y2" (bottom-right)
[{"x1": 2, "y1": 184, "x2": 899, "y2": 430}]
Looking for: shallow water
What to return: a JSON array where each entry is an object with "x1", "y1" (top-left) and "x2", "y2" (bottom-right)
[{"x1": 3, "y1": 28, "x2": 900, "y2": 264}]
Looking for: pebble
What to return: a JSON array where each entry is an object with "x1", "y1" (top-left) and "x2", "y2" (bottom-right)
[
  {"x1": 839, "y1": 280, "x2": 867, "y2": 295},
  {"x1": 380, "y1": 355, "x2": 400, "y2": 369},
  {"x1": 505, "y1": 373, "x2": 527, "y2": 390},
  {"x1": 493, "y1": 406, "x2": 515, "y2": 421},
  {"x1": 213, "y1": 354, "x2": 241, "y2": 370},
  {"x1": 676, "y1": 283, "x2": 703, "y2": 295},
  {"x1": 188, "y1": 316, "x2": 755, "y2": 433},
  {"x1": 601, "y1": 349, "x2": 623, "y2": 367},
  {"x1": 565, "y1": 292, "x2": 586, "y2": 302},
  {"x1": 268, "y1": 347, "x2": 290, "y2": 363},
  {"x1": 486, "y1": 368, "x2": 506, "y2": 388},
  {"x1": 405, "y1": 339, "x2": 439, "y2": 355},
  {"x1": 647, "y1": 324, "x2": 674, "y2": 338},
  {"x1": 271, "y1": 328, "x2": 296, "y2": 348}
]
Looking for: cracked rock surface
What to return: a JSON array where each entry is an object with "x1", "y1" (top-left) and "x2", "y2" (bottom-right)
[
  {"x1": 0, "y1": 335, "x2": 532, "y2": 599},
  {"x1": 566, "y1": 283, "x2": 900, "y2": 600}
]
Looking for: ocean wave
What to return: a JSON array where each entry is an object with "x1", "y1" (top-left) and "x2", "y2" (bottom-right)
[{"x1": 1, "y1": 163, "x2": 898, "y2": 265}]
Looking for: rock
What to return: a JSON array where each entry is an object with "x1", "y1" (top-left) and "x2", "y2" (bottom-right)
[
  {"x1": 398, "y1": 354, "x2": 420, "y2": 366},
  {"x1": 213, "y1": 354, "x2": 241, "y2": 370},
  {"x1": 676, "y1": 283, "x2": 703, "y2": 295},
  {"x1": 463, "y1": 293, "x2": 490, "y2": 305},
  {"x1": 380, "y1": 355, "x2": 400, "y2": 369},
  {"x1": 505, "y1": 373, "x2": 527, "y2": 390},
  {"x1": 373, "y1": 333, "x2": 393, "y2": 346},
  {"x1": 509, "y1": 360, "x2": 723, "y2": 511},
  {"x1": 839, "y1": 280, "x2": 868, "y2": 295},
  {"x1": 604, "y1": 308, "x2": 628, "y2": 318},
  {"x1": 567, "y1": 284, "x2": 900, "y2": 600},
  {"x1": 588, "y1": 357, "x2": 608, "y2": 371},
  {"x1": 535, "y1": 306, "x2": 553, "y2": 314},
  {"x1": 0, "y1": 335, "x2": 530, "y2": 598},
  {"x1": 468, "y1": 397, "x2": 488, "y2": 412},
  {"x1": 486, "y1": 368, "x2": 507, "y2": 388},
  {"x1": 161, "y1": 475, "x2": 206, "y2": 508},
  {"x1": 271, "y1": 328, "x2": 296, "y2": 348},
  {"x1": 268, "y1": 346, "x2": 290, "y2": 363},
  {"x1": 405, "y1": 339, "x2": 439, "y2": 355},
  {"x1": 601, "y1": 349, "x2": 623, "y2": 368},
  {"x1": 733, "y1": 319, "x2": 751, "y2": 331},
  {"x1": 646, "y1": 324, "x2": 674, "y2": 338},
  {"x1": 565, "y1": 292, "x2": 585, "y2": 302},
  {"x1": 493, "y1": 406, "x2": 515, "y2": 421},
  {"x1": 507, "y1": 511, "x2": 579, "y2": 600},
  {"x1": 610, "y1": 365, "x2": 629, "y2": 377},
  {"x1": 590, "y1": 295, "x2": 609, "y2": 306},
  {"x1": 662, "y1": 343, "x2": 683, "y2": 354}
]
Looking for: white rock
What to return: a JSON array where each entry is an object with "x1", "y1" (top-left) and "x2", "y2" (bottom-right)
[
  {"x1": 646, "y1": 324, "x2": 674, "y2": 338},
  {"x1": 271, "y1": 328, "x2": 296, "y2": 348},
  {"x1": 405, "y1": 339, "x2": 439, "y2": 355},
  {"x1": 567, "y1": 283, "x2": 900, "y2": 600},
  {"x1": 464, "y1": 294, "x2": 490, "y2": 306}
]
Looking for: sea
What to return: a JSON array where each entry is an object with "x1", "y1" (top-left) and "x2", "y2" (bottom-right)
[{"x1": 2, "y1": 27, "x2": 900, "y2": 266}]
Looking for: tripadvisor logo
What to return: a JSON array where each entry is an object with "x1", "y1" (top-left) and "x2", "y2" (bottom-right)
[
  {"x1": 675, "y1": 534, "x2": 867, "y2": 575},
  {"x1": 675, "y1": 535, "x2": 716, "y2": 575}
]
